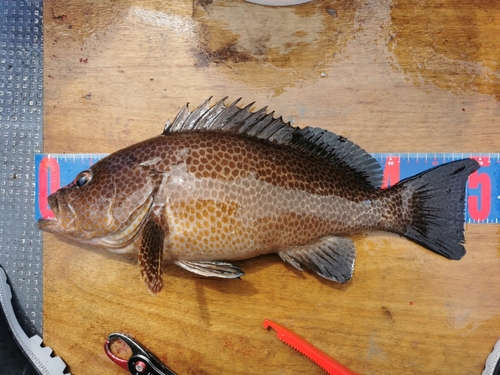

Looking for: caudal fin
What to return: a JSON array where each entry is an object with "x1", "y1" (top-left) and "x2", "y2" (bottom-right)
[{"x1": 396, "y1": 159, "x2": 480, "y2": 260}]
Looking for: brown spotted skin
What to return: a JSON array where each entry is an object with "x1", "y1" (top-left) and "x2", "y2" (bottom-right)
[
  {"x1": 159, "y1": 131, "x2": 402, "y2": 261},
  {"x1": 39, "y1": 130, "x2": 404, "y2": 258},
  {"x1": 38, "y1": 100, "x2": 479, "y2": 294}
]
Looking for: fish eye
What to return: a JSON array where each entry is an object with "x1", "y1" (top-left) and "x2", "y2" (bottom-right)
[{"x1": 75, "y1": 170, "x2": 92, "y2": 187}]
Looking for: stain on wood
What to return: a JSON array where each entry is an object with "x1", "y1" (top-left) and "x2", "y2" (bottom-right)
[
  {"x1": 194, "y1": 0, "x2": 362, "y2": 95},
  {"x1": 390, "y1": 0, "x2": 500, "y2": 99},
  {"x1": 381, "y1": 306, "x2": 394, "y2": 323}
]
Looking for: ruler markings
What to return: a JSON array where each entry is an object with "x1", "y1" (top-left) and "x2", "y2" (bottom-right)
[{"x1": 34, "y1": 153, "x2": 500, "y2": 224}]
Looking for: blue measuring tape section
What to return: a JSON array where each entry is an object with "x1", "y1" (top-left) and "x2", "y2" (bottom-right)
[{"x1": 34, "y1": 153, "x2": 500, "y2": 224}]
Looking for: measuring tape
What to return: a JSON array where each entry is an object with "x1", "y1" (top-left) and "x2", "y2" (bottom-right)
[{"x1": 34, "y1": 153, "x2": 500, "y2": 224}]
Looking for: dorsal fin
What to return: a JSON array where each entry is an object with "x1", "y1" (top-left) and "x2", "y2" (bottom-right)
[{"x1": 163, "y1": 98, "x2": 383, "y2": 188}]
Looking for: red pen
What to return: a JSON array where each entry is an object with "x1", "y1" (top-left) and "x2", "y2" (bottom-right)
[{"x1": 264, "y1": 319, "x2": 360, "y2": 375}]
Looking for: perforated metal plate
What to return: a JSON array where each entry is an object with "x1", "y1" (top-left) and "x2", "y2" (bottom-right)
[{"x1": 0, "y1": 0, "x2": 44, "y2": 336}]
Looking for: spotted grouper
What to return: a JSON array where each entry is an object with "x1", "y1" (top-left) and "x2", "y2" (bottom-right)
[{"x1": 38, "y1": 98, "x2": 479, "y2": 294}]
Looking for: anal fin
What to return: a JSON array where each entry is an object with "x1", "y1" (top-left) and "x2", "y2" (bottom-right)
[
  {"x1": 175, "y1": 260, "x2": 244, "y2": 279},
  {"x1": 278, "y1": 236, "x2": 356, "y2": 283},
  {"x1": 138, "y1": 213, "x2": 166, "y2": 295}
]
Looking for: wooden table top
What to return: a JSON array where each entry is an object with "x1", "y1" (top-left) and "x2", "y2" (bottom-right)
[{"x1": 43, "y1": 1, "x2": 500, "y2": 374}]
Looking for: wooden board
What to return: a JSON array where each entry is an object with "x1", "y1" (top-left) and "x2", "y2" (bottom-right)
[{"x1": 43, "y1": 1, "x2": 500, "y2": 374}]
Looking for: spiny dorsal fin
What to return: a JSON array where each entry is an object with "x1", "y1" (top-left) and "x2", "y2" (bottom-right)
[{"x1": 163, "y1": 98, "x2": 383, "y2": 188}]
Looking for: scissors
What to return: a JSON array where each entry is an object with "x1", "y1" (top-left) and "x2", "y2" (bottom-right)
[
  {"x1": 105, "y1": 321, "x2": 359, "y2": 375},
  {"x1": 105, "y1": 332, "x2": 177, "y2": 375}
]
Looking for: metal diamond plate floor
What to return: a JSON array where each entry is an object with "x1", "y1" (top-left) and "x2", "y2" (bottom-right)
[{"x1": 0, "y1": 0, "x2": 44, "y2": 338}]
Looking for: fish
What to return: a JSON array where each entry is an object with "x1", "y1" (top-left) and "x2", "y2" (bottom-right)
[{"x1": 38, "y1": 98, "x2": 480, "y2": 294}]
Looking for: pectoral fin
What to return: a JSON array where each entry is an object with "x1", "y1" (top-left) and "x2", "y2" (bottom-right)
[
  {"x1": 138, "y1": 214, "x2": 166, "y2": 295},
  {"x1": 175, "y1": 260, "x2": 244, "y2": 278},
  {"x1": 278, "y1": 236, "x2": 356, "y2": 283}
]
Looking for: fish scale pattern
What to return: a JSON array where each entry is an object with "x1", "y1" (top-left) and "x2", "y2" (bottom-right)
[
  {"x1": 38, "y1": 99, "x2": 479, "y2": 293},
  {"x1": 41, "y1": 130, "x2": 396, "y2": 258},
  {"x1": 159, "y1": 131, "x2": 394, "y2": 261}
]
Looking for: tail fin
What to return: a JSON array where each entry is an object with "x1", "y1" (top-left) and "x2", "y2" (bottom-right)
[{"x1": 396, "y1": 159, "x2": 480, "y2": 260}]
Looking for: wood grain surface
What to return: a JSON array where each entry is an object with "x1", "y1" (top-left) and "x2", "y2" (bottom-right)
[{"x1": 43, "y1": 1, "x2": 500, "y2": 374}]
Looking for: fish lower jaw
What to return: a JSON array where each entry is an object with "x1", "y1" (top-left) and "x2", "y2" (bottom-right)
[
  {"x1": 37, "y1": 215, "x2": 79, "y2": 234},
  {"x1": 37, "y1": 217, "x2": 56, "y2": 226},
  {"x1": 37, "y1": 217, "x2": 63, "y2": 233}
]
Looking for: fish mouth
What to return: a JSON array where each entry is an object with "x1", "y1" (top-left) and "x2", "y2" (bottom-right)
[
  {"x1": 37, "y1": 194, "x2": 71, "y2": 234},
  {"x1": 37, "y1": 216, "x2": 61, "y2": 233}
]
